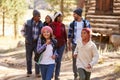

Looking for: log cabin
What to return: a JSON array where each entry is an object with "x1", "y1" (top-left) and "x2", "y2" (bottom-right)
[{"x1": 85, "y1": 0, "x2": 120, "y2": 43}]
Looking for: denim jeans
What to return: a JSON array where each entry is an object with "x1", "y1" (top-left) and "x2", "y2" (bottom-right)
[
  {"x1": 72, "y1": 44, "x2": 78, "y2": 78},
  {"x1": 40, "y1": 64, "x2": 55, "y2": 80},
  {"x1": 55, "y1": 45, "x2": 65, "y2": 78},
  {"x1": 25, "y1": 42, "x2": 40, "y2": 74},
  {"x1": 78, "y1": 68, "x2": 91, "y2": 80}
]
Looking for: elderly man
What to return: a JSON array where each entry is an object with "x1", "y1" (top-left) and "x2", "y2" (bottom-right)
[{"x1": 21, "y1": 10, "x2": 43, "y2": 77}]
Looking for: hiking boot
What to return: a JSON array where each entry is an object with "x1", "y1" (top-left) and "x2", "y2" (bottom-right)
[
  {"x1": 74, "y1": 76, "x2": 79, "y2": 80},
  {"x1": 26, "y1": 74, "x2": 32, "y2": 77},
  {"x1": 55, "y1": 77, "x2": 60, "y2": 80},
  {"x1": 35, "y1": 74, "x2": 41, "y2": 78}
]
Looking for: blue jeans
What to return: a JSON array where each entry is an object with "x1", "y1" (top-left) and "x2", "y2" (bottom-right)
[
  {"x1": 25, "y1": 42, "x2": 40, "y2": 74},
  {"x1": 40, "y1": 64, "x2": 55, "y2": 80},
  {"x1": 55, "y1": 45, "x2": 65, "y2": 78}
]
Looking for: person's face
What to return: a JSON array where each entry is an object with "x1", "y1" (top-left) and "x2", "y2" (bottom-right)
[
  {"x1": 34, "y1": 15, "x2": 40, "y2": 22},
  {"x1": 73, "y1": 13, "x2": 81, "y2": 21},
  {"x1": 45, "y1": 16, "x2": 51, "y2": 23},
  {"x1": 57, "y1": 15, "x2": 63, "y2": 22},
  {"x1": 42, "y1": 30, "x2": 51, "y2": 39},
  {"x1": 81, "y1": 30, "x2": 90, "y2": 41}
]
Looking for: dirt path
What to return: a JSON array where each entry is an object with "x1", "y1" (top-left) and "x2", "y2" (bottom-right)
[{"x1": 0, "y1": 47, "x2": 120, "y2": 80}]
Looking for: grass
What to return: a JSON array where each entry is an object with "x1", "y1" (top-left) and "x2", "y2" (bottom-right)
[
  {"x1": 98, "y1": 57, "x2": 104, "y2": 64},
  {"x1": 114, "y1": 63, "x2": 120, "y2": 74}
]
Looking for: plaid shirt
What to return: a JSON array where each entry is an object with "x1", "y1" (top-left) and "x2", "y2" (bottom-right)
[
  {"x1": 68, "y1": 19, "x2": 91, "y2": 44},
  {"x1": 32, "y1": 22, "x2": 39, "y2": 40},
  {"x1": 21, "y1": 18, "x2": 43, "y2": 44}
]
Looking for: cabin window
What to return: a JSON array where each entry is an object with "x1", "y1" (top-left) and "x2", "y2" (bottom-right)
[{"x1": 96, "y1": 0, "x2": 113, "y2": 14}]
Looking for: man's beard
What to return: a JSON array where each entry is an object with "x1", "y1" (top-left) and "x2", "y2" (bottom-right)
[{"x1": 74, "y1": 17, "x2": 79, "y2": 21}]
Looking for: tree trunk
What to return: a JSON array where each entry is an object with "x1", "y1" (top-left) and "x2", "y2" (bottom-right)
[
  {"x1": 60, "y1": 0, "x2": 64, "y2": 15},
  {"x1": 2, "y1": 12, "x2": 5, "y2": 36},
  {"x1": 14, "y1": 14, "x2": 17, "y2": 39},
  {"x1": 77, "y1": 0, "x2": 85, "y2": 9},
  {"x1": 34, "y1": 0, "x2": 36, "y2": 9}
]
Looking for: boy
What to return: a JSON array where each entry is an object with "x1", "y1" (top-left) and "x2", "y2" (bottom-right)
[{"x1": 74, "y1": 28, "x2": 99, "y2": 80}]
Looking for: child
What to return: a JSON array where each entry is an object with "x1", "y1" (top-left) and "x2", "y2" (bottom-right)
[
  {"x1": 74, "y1": 28, "x2": 99, "y2": 80},
  {"x1": 36, "y1": 26, "x2": 57, "y2": 80}
]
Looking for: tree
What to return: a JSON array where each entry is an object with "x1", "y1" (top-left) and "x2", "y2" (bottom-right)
[
  {"x1": 10, "y1": 0, "x2": 28, "y2": 39},
  {"x1": 0, "y1": 0, "x2": 28, "y2": 38},
  {"x1": 45, "y1": 0, "x2": 86, "y2": 20},
  {"x1": 45, "y1": 0, "x2": 76, "y2": 17},
  {"x1": 0, "y1": 0, "x2": 12, "y2": 36},
  {"x1": 77, "y1": 0, "x2": 85, "y2": 9}
]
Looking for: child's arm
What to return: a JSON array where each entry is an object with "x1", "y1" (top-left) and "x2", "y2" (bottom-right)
[
  {"x1": 37, "y1": 38, "x2": 47, "y2": 54},
  {"x1": 54, "y1": 50, "x2": 58, "y2": 56},
  {"x1": 51, "y1": 39, "x2": 58, "y2": 59},
  {"x1": 52, "y1": 50, "x2": 58, "y2": 59},
  {"x1": 89, "y1": 43, "x2": 99, "y2": 67}
]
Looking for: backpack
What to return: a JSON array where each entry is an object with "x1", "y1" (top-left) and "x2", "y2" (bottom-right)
[
  {"x1": 71, "y1": 20, "x2": 88, "y2": 39},
  {"x1": 34, "y1": 38, "x2": 57, "y2": 63}
]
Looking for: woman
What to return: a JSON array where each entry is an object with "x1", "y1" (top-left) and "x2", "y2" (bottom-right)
[
  {"x1": 43, "y1": 15, "x2": 53, "y2": 26},
  {"x1": 50, "y1": 12, "x2": 67, "y2": 80}
]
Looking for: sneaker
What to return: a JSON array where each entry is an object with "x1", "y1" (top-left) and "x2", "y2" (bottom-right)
[
  {"x1": 26, "y1": 74, "x2": 32, "y2": 77},
  {"x1": 35, "y1": 74, "x2": 41, "y2": 78},
  {"x1": 55, "y1": 77, "x2": 60, "y2": 80}
]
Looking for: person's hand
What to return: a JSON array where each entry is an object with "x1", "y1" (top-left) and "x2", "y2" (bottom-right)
[
  {"x1": 86, "y1": 64, "x2": 91, "y2": 69},
  {"x1": 68, "y1": 45, "x2": 72, "y2": 51},
  {"x1": 51, "y1": 55, "x2": 56, "y2": 59},
  {"x1": 73, "y1": 54, "x2": 77, "y2": 58},
  {"x1": 46, "y1": 39, "x2": 51, "y2": 45}
]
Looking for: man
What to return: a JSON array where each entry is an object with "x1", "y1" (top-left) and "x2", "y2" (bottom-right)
[
  {"x1": 21, "y1": 10, "x2": 43, "y2": 77},
  {"x1": 68, "y1": 8, "x2": 91, "y2": 80}
]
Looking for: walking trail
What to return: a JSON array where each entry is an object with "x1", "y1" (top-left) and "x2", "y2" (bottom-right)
[{"x1": 0, "y1": 46, "x2": 120, "y2": 80}]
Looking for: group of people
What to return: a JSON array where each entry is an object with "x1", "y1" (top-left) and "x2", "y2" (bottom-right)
[{"x1": 21, "y1": 8, "x2": 99, "y2": 80}]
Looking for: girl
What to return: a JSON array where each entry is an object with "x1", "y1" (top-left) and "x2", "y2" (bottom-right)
[
  {"x1": 74, "y1": 28, "x2": 99, "y2": 80},
  {"x1": 36, "y1": 26, "x2": 57, "y2": 80}
]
